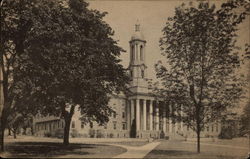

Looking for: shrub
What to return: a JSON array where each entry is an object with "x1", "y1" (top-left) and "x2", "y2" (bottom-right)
[
  {"x1": 70, "y1": 129, "x2": 81, "y2": 138},
  {"x1": 109, "y1": 133, "x2": 114, "y2": 138},
  {"x1": 53, "y1": 128, "x2": 64, "y2": 138},
  {"x1": 218, "y1": 127, "x2": 233, "y2": 139},
  {"x1": 44, "y1": 131, "x2": 52, "y2": 137},
  {"x1": 96, "y1": 129, "x2": 104, "y2": 138},
  {"x1": 130, "y1": 119, "x2": 136, "y2": 138},
  {"x1": 89, "y1": 129, "x2": 95, "y2": 138},
  {"x1": 160, "y1": 130, "x2": 165, "y2": 139}
]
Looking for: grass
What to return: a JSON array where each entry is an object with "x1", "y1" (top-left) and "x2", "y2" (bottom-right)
[
  {"x1": 1, "y1": 141, "x2": 126, "y2": 158},
  {"x1": 100, "y1": 141, "x2": 149, "y2": 146},
  {"x1": 145, "y1": 140, "x2": 248, "y2": 159}
]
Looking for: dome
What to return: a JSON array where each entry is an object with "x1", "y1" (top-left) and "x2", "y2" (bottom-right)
[
  {"x1": 131, "y1": 31, "x2": 145, "y2": 41},
  {"x1": 131, "y1": 23, "x2": 145, "y2": 41}
]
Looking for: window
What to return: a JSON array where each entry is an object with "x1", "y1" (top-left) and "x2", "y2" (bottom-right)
[
  {"x1": 81, "y1": 122, "x2": 84, "y2": 129},
  {"x1": 113, "y1": 112, "x2": 116, "y2": 118},
  {"x1": 113, "y1": 121, "x2": 117, "y2": 130},
  {"x1": 140, "y1": 45, "x2": 143, "y2": 61},
  {"x1": 90, "y1": 122, "x2": 93, "y2": 128},
  {"x1": 212, "y1": 125, "x2": 214, "y2": 132},
  {"x1": 58, "y1": 121, "x2": 60, "y2": 128},
  {"x1": 61, "y1": 121, "x2": 64, "y2": 128},
  {"x1": 122, "y1": 112, "x2": 125, "y2": 118},
  {"x1": 216, "y1": 123, "x2": 218, "y2": 132},
  {"x1": 131, "y1": 45, "x2": 134, "y2": 60},
  {"x1": 122, "y1": 123, "x2": 126, "y2": 130},
  {"x1": 207, "y1": 126, "x2": 209, "y2": 132},
  {"x1": 130, "y1": 70, "x2": 133, "y2": 78},
  {"x1": 71, "y1": 121, "x2": 75, "y2": 129},
  {"x1": 141, "y1": 70, "x2": 144, "y2": 78}
]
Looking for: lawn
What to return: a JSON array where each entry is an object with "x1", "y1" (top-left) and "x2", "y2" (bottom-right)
[
  {"x1": 99, "y1": 141, "x2": 149, "y2": 146},
  {"x1": 145, "y1": 140, "x2": 249, "y2": 159},
  {"x1": 1, "y1": 141, "x2": 126, "y2": 158}
]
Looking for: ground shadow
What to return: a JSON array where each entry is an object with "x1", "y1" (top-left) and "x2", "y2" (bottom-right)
[
  {"x1": 145, "y1": 149, "x2": 198, "y2": 158},
  {"x1": 5, "y1": 142, "x2": 98, "y2": 157}
]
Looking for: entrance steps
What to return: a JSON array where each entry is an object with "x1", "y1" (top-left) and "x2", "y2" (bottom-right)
[{"x1": 168, "y1": 132, "x2": 186, "y2": 141}]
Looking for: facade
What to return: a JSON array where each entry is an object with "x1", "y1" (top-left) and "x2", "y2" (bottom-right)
[{"x1": 33, "y1": 23, "x2": 221, "y2": 139}]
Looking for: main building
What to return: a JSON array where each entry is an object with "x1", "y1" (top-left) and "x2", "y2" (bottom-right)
[{"x1": 34, "y1": 23, "x2": 221, "y2": 139}]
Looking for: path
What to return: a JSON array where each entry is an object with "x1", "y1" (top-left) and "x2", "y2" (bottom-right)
[{"x1": 112, "y1": 141, "x2": 160, "y2": 158}]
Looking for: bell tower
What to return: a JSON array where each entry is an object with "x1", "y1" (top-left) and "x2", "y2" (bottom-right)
[{"x1": 128, "y1": 22, "x2": 148, "y2": 93}]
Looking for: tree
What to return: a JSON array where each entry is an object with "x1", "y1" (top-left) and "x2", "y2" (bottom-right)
[
  {"x1": 156, "y1": 1, "x2": 247, "y2": 153},
  {"x1": 240, "y1": 101, "x2": 250, "y2": 135},
  {"x1": 18, "y1": 0, "x2": 129, "y2": 145},
  {"x1": 0, "y1": 0, "x2": 35, "y2": 151}
]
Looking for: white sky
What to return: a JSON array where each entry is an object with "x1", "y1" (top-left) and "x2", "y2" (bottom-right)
[{"x1": 87, "y1": 0, "x2": 250, "y2": 82}]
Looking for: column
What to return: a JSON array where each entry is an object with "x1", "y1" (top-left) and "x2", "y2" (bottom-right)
[
  {"x1": 169, "y1": 104, "x2": 172, "y2": 133},
  {"x1": 149, "y1": 100, "x2": 153, "y2": 131},
  {"x1": 131, "y1": 100, "x2": 135, "y2": 126},
  {"x1": 143, "y1": 99, "x2": 147, "y2": 131},
  {"x1": 136, "y1": 99, "x2": 140, "y2": 131},
  {"x1": 156, "y1": 101, "x2": 159, "y2": 131},
  {"x1": 127, "y1": 100, "x2": 131, "y2": 130},
  {"x1": 163, "y1": 103, "x2": 167, "y2": 133},
  {"x1": 180, "y1": 104, "x2": 183, "y2": 131}
]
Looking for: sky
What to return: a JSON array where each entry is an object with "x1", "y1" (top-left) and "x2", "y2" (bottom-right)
[{"x1": 87, "y1": 0, "x2": 250, "y2": 82}]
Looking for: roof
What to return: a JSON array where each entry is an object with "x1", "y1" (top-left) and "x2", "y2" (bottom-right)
[{"x1": 131, "y1": 22, "x2": 145, "y2": 41}]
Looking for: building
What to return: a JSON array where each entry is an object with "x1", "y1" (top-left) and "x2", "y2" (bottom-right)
[{"x1": 33, "y1": 23, "x2": 221, "y2": 139}]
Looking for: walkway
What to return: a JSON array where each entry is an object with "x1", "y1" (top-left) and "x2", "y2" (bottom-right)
[{"x1": 112, "y1": 141, "x2": 160, "y2": 158}]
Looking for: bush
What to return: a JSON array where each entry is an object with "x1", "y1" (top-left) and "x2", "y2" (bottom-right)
[
  {"x1": 70, "y1": 129, "x2": 81, "y2": 138},
  {"x1": 218, "y1": 127, "x2": 233, "y2": 139},
  {"x1": 89, "y1": 129, "x2": 95, "y2": 138},
  {"x1": 44, "y1": 131, "x2": 52, "y2": 137},
  {"x1": 96, "y1": 129, "x2": 105, "y2": 138},
  {"x1": 109, "y1": 133, "x2": 114, "y2": 138},
  {"x1": 160, "y1": 130, "x2": 165, "y2": 139},
  {"x1": 53, "y1": 128, "x2": 64, "y2": 138}
]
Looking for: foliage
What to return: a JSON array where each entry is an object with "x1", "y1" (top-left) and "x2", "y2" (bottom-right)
[
  {"x1": 129, "y1": 119, "x2": 136, "y2": 138},
  {"x1": 218, "y1": 127, "x2": 233, "y2": 139},
  {"x1": 53, "y1": 128, "x2": 64, "y2": 139},
  {"x1": 89, "y1": 129, "x2": 96, "y2": 138},
  {"x1": 156, "y1": 1, "x2": 247, "y2": 153},
  {"x1": 96, "y1": 129, "x2": 105, "y2": 138},
  {"x1": 13, "y1": 0, "x2": 129, "y2": 145},
  {"x1": 70, "y1": 129, "x2": 81, "y2": 138},
  {"x1": 240, "y1": 101, "x2": 250, "y2": 135},
  {"x1": 44, "y1": 131, "x2": 52, "y2": 137},
  {"x1": 0, "y1": 0, "x2": 38, "y2": 151}
]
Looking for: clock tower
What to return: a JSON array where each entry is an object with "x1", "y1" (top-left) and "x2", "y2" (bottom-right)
[{"x1": 128, "y1": 22, "x2": 149, "y2": 94}]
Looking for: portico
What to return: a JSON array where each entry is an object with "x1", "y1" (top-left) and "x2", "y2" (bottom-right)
[{"x1": 126, "y1": 96, "x2": 170, "y2": 138}]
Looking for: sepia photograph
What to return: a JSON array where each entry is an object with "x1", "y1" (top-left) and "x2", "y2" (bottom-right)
[{"x1": 0, "y1": 0, "x2": 250, "y2": 158}]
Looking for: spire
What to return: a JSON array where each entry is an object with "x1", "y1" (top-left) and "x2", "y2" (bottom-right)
[{"x1": 135, "y1": 19, "x2": 140, "y2": 32}]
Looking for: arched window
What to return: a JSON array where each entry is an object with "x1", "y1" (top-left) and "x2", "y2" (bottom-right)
[
  {"x1": 141, "y1": 70, "x2": 144, "y2": 78},
  {"x1": 131, "y1": 45, "x2": 134, "y2": 60},
  {"x1": 140, "y1": 45, "x2": 143, "y2": 61}
]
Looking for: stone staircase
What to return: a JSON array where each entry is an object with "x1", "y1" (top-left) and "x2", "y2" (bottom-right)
[{"x1": 168, "y1": 132, "x2": 186, "y2": 141}]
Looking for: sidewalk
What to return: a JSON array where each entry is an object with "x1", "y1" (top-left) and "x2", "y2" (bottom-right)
[{"x1": 112, "y1": 141, "x2": 160, "y2": 158}]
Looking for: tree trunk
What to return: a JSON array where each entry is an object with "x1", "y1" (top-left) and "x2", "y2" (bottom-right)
[
  {"x1": 63, "y1": 117, "x2": 72, "y2": 145},
  {"x1": 0, "y1": 126, "x2": 4, "y2": 152},
  {"x1": 0, "y1": 113, "x2": 6, "y2": 152},
  {"x1": 13, "y1": 130, "x2": 17, "y2": 139},
  {"x1": 196, "y1": 128, "x2": 201, "y2": 153},
  {"x1": 31, "y1": 126, "x2": 34, "y2": 135},
  {"x1": 8, "y1": 128, "x2": 11, "y2": 136},
  {"x1": 22, "y1": 127, "x2": 26, "y2": 135}
]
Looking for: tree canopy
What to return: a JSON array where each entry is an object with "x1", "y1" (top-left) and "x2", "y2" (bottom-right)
[
  {"x1": 1, "y1": 0, "x2": 129, "y2": 148},
  {"x1": 156, "y1": 1, "x2": 247, "y2": 153}
]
